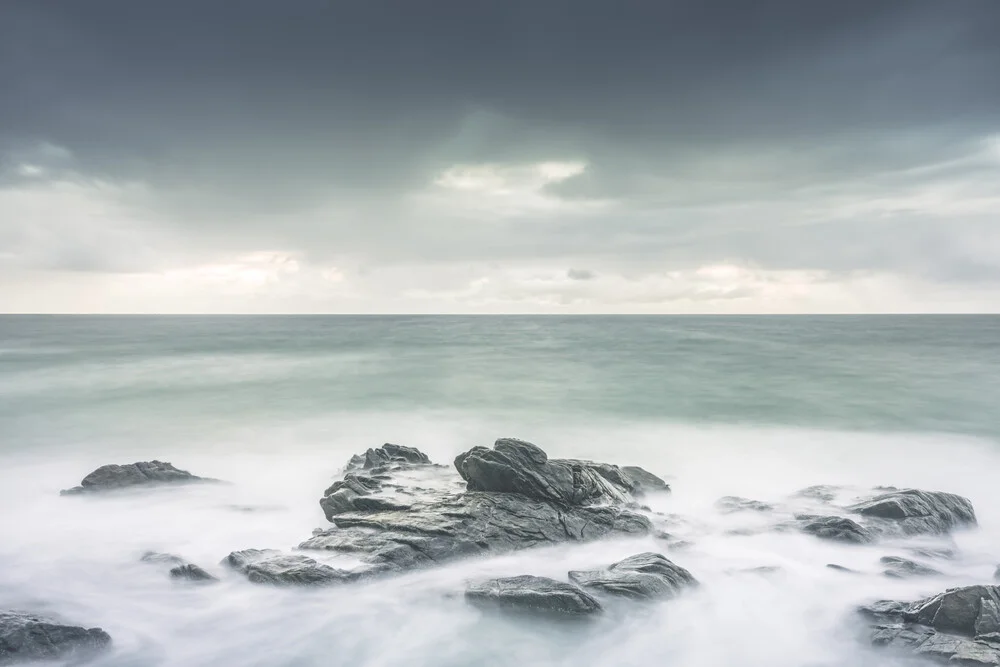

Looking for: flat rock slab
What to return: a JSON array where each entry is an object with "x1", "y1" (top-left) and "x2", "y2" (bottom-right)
[
  {"x1": 0, "y1": 611, "x2": 111, "y2": 664},
  {"x1": 223, "y1": 549, "x2": 355, "y2": 586},
  {"x1": 465, "y1": 575, "x2": 602, "y2": 616},
  {"x1": 569, "y1": 552, "x2": 697, "y2": 600},
  {"x1": 61, "y1": 461, "x2": 213, "y2": 495}
]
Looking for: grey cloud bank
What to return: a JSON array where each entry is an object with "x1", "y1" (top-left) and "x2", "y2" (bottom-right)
[{"x1": 1, "y1": 0, "x2": 998, "y2": 312}]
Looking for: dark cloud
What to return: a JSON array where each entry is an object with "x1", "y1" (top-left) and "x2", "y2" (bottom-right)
[{"x1": 0, "y1": 0, "x2": 999, "y2": 308}]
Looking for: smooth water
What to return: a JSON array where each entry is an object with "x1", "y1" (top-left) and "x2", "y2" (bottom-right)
[{"x1": 2, "y1": 315, "x2": 1000, "y2": 666}]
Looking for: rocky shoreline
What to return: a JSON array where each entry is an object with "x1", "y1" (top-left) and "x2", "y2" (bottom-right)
[{"x1": 10, "y1": 437, "x2": 995, "y2": 664}]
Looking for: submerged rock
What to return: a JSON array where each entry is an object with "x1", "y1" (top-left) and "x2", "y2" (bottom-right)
[
  {"x1": 798, "y1": 515, "x2": 873, "y2": 544},
  {"x1": 0, "y1": 611, "x2": 111, "y2": 664},
  {"x1": 860, "y1": 585, "x2": 1000, "y2": 666},
  {"x1": 715, "y1": 496, "x2": 774, "y2": 514},
  {"x1": 880, "y1": 556, "x2": 942, "y2": 579},
  {"x1": 140, "y1": 551, "x2": 187, "y2": 567},
  {"x1": 222, "y1": 549, "x2": 354, "y2": 586},
  {"x1": 465, "y1": 575, "x2": 602, "y2": 616},
  {"x1": 454, "y1": 438, "x2": 666, "y2": 506},
  {"x1": 795, "y1": 485, "x2": 841, "y2": 503},
  {"x1": 849, "y1": 489, "x2": 977, "y2": 536},
  {"x1": 568, "y1": 552, "x2": 697, "y2": 600},
  {"x1": 141, "y1": 551, "x2": 217, "y2": 583},
  {"x1": 61, "y1": 461, "x2": 212, "y2": 495},
  {"x1": 826, "y1": 564, "x2": 858, "y2": 574}
]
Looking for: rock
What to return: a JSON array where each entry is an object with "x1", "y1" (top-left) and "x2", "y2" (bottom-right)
[
  {"x1": 826, "y1": 563, "x2": 858, "y2": 573},
  {"x1": 320, "y1": 473, "x2": 386, "y2": 520},
  {"x1": 302, "y1": 491, "x2": 650, "y2": 575},
  {"x1": 619, "y1": 466, "x2": 671, "y2": 495},
  {"x1": 798, "y1": 515, "x2": 873, "y2": 544},
  {"x1": 568, "y1": 552, "x2": 697, "y2": 600},
  {"x1": 995, "y1": 565, "x2": 1000, "y2": 581},
  {"x1": 849, "y1": 489, "x2": 977, "y2": 536},
  {"x1": 465, "y1": 576, "x2": 601, "y2": 616},
  {"x1": 0, "y1": 611, "x2": 111, "y2": 664},
  {"x1": 715, "y1": 496, "x2": 773, "y2": 514},
  {"x1": 880, "y1": 556, "x2": 942, "y2": 579},
  {"x1": 169, "y1": 564, "x2": 218, "y2": 583},
  {"x1": 860, "y1": 586, "x2": 1000, "y2": 666},
  {"x1": 348, "y1": 444, "x2": 431, "y2": 471},
  {"x1": 908, "y1": 547, "x2": 957, "y2": 561},
  {"x1": 61, "y1": 461, "x2": 212, "y2": 495},
  {"x1": 222, "y1": 549, "x2": 354, "y2": 586},
  {"x1": 140, "y1": 551, "x2": 187, "y2": 567},
  {"x1": 795, "y1": 485, "x2": 841, "y2": 503}
]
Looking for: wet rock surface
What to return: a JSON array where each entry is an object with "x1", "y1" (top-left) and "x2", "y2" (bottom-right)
[
  {"x1": 304, "y1": 440, "x2": 653, "y2": 576},
  {"x1": 568, "y1": 552, "x2": 697, "y2": 600},
  {"x1": 465, "y1": 575, "x2": 602, "y2": 616},
  {"x1": 142, "y1": 551, "x2": 217, "y2": 583},
  {"x1": 849, "y1": 489, "x2": 977, "y2": 536},
  {"x1": 222, "y1": 549, "x2": 355, "y2": 586},
  {"x1": 798, "y1": 515, "x2": 874, "y2": 544},
  {"x1": 61, "y1": 461, "x2": 213, "y2": 495},
  {"x1": 861, "y1": 585, "x2": 1000, "y2": 666},
  {"x1": 880, "y1": 556, "x2": 943, "y2": 579},
  {"x1": 0, "y1": 611, "x2": 112, "y2": 664},
  {"x1": 715, "y1": 496, "x2": 774, "y2": 514}
]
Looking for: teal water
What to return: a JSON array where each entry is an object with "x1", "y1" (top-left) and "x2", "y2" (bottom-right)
[{"x1": 2, "y1": 315, "x2": 999, "y2": 667}]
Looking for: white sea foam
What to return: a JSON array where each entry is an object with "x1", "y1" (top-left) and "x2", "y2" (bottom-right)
[{"x1": 2, "y1": 414, "x2": 998, "y2": 667}]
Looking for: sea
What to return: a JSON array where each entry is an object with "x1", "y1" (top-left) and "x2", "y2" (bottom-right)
[{"x1": 1, "y1": 315, "x2": 999, "y2": 667}]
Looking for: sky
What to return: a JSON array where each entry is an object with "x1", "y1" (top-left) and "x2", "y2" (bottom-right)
[{"x1": 1, "y1": 0, "x2": 999, "y2": 314}]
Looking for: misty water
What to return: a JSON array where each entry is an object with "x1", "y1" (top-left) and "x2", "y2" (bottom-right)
[{"x1": 3, "y1": 315, "x2": 1000, "y2": 667}]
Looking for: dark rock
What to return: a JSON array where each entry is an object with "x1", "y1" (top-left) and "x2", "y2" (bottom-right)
[
  {"x1": 849, "y1": 489, "x2": 977, "y2": 536},
  {"x1": 619, "y1": 466, "x2": 671, "y2": 495},
  {"x1": 798, "y1": 515, "x2": 873, "y2": 544},
  {"x1": 453, "y1": 438, "x2": 667, "y2": 506},
  {"x1": 61, "y1": 461, "x2": 212, "y2": 495},
  {"x1": 880, "y1": 556, "x2": 943, "y2": 579},
  {"x1": 826, "y1": 563, "x2": 858, "y2": 573},
  {"x1": 351, "y1": 497, "x2": 412, "y2": 512},
  {"x1": 0, "y1": 611, "x2": 111, "y2": 664},
  {"x1": 348, "y1": 444, "x2": 431, "y2": 471},
  {"x1": 302, "y1": 491, "x2": 650, "y2": 575},
  {"x1": 568, "y1": 552, "x2": 697, "y2": 600},
  {"x1": 715, "y1": 496, "x2": 774, "y2": 514},
  {"x1": 465, "y1": 575, "x2": 601, "y2": 616},
  {"x1": 860, "y1": 586, "x2": 1000, "y2": 666},
  {"x1": 169, "y1": 564, "x2": 218, "y2": 583},
  {"x1": 222, "y1": 549, "x2": 354, "y2": 586},
  {"x1": 320, "y1": 473, "x2": 386, "y2": 520}
]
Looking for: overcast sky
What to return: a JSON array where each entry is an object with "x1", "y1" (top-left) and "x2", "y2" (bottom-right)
[{"x1": 1, "y1": 0, "x2": 999, "y2": 313}]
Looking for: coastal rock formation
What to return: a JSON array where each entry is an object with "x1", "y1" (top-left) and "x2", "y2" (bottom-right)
[
  {"x1": 0, "y1": 611, "x2": 111, "y2": 664},
  {"x1": 454, "y1": 438, "x2": 667, "y2": 505},
  {"x1": 141, "y1": 551, "x2": 217, "y2": 583},
  {"x1": 347, "y1": 443, "x2": 432, "y2": 471},
  {"x1": 798, "y1": 515, "x2": 874, "y2": 544},
  {"x1": 61, "y1": 461, "x2": 212, "y2": 495},
  {"x1": 849, "y1": 489, "x2": 977, "y2": 536},
  {"x1": 568, "y1": 552, "x2": 697, "y2": 600},
  {"x1": 465, "y1": 576, "x2": 602, "y2": 616},
  {"x1": 222, "y1": 549, "x2": 355, "y2": 586},
  {"x1": 860, "y1": 585, "x2": 1000, "y2": 665},
  {"x1": 304, "y1": 439, "x2": 653, "y2": 576}
]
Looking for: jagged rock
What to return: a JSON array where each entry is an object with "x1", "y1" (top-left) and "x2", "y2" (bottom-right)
[
  {"x1": 465, "y1": 576, "x2": 601, "y2": 616},
  {"x1": 849, "y1": 489, "x2": 977, "y2": 536},
  {"x1": 347, "y1": 444, "x2": 431, "y2": 471},
  {"x1": 222, "y1": 549, "x2": 354, "y2": 586},
  {"x1": 453, "y1": 438, "x2": 662, "y2": 506},
  {"x1": 169, "y1": 564, "x2": 218, "y2": 583},
  {"x1": 320, "y1": 473, "x2": 386, "y2": 520},
  {"x1": 798, "y1": 515, "x2": 873, "y2": 544},
  {"x1": 715, "y1": 496, "x2": 773, "y2": 514},
  {"x1": 860, "y1": 586, "x2": 1000, "y2": 666},
  {"x1": 619, "y1": 466, "x2": 671, "y2": 495},
  {"x1": 0, "y1": 611, "x2": 111, "y2": 664},
  {"x1": 302, "y1": 491, "x2": 650, "y2": 574},
  {"x1": 795, "y1": 485, "x2": 841, "y2": 503},
  {"x1": 880, "y1": 556, "x2": 942, "y2": 579},
  {"x1": 568, "y1": 552, "x2": 697, "y2": 600},
  {"x1": 61, "y1": 461, "x2": 212, "y2": 495}
]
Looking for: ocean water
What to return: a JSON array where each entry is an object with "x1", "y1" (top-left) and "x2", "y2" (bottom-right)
[{"x1": 2, "y1": 315, "x2": 1000, "y2": 667}]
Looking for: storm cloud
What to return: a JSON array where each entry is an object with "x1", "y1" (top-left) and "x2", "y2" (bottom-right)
[{"x1": 1, "y1": 0, "x2": 998, "y2": 312}]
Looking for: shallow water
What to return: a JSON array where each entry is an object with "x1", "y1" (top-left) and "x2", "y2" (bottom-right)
[{"x1": 2, "y1": 316, "x2": 1000, "y2": 666}]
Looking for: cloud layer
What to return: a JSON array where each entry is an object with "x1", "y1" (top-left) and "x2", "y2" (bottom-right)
[{"x1": 1, "y1": 0, "x2": 999, "y2": 312}]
